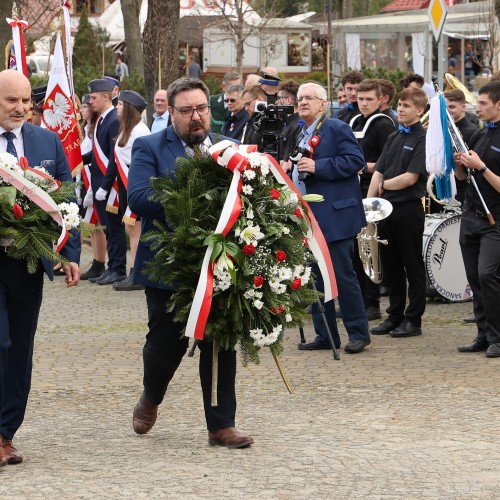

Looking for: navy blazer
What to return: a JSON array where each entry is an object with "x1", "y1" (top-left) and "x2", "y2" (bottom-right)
[
  {"x1": 128, "y1": 126, "x2": 235, "y2": 288},
  {"x1": 22, "y1": 123, "x2": 81, "y2": 277},
  {"x1": 303, "y1": 118, "x2": 367, "y2": 242},
  {"x1": 82, "y1": 107, "x2": 119, "y2": 193}
]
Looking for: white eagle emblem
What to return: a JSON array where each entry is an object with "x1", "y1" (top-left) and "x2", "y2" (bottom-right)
[{"x1": 43, "y1": 92, "x2": 72, "y2": 133}]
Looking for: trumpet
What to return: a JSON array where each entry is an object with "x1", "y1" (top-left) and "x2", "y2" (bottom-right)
[{"x1": 357, "y1": 197, "x2": 393, "y2": 284}]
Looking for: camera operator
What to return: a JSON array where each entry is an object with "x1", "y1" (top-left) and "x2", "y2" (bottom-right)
[
  {"x1": 241, "y1": 84, "x2": 267, "y2": 145},
  {"x1": 277, "y1": 80, "x2": 301, "y2": 162},
  {"x1": 287, "y1": 82, "x2": 371, "y2": 354}
]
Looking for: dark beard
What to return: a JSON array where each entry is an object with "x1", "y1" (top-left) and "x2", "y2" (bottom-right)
[{"x1": 176, "y1": 120, "x2": 209, "y2": 147}]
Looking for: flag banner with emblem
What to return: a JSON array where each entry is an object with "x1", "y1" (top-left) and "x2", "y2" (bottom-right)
[
  {"x1": 5, "y1": 17, "x2": 29, "y2": 76},
  {"x1": 42, "y1": 33, "x2": 83, "y2": 177}
]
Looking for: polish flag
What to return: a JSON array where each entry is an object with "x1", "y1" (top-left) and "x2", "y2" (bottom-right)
[{"x1": 42, "y1": 33, "x2": 83, "y2": 177}]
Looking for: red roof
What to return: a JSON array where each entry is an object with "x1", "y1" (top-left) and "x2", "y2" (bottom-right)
[{"x1": 381, "y1": 0, "x2": 455, "y2": 14}]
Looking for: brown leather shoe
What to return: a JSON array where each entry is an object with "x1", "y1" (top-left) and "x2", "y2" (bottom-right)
[
  {"x1": 1, "y1": 437, "x2": 23, "y2": 464},
  {"x1": 208, "y1": 427, "x2": 254, "y2": 449},
  {"x1": 132, "y1": 392, "x2": 158, "y2": 435},
  {"x1": 0, "y1": 437, "x2": 6, "y2": 467}
]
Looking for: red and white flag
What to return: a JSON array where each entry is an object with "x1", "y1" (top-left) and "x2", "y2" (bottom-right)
[
  {"x1": 42, "y1": 33, "x2": 83, "y2": 177},
  {"x1": 6, "y1": 17, "x2": 29, "y2": 77}
]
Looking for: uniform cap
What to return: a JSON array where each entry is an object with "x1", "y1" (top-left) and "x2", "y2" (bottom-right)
[
  {"x1": 88, "y1": 78, "x2": 115, "y2": 93},
  {"x1": 118, "y1": 90, "x2": 147, "y2": 112}
]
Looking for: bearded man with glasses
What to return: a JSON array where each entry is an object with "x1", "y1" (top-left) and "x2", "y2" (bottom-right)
[{"x1": 128, "y1": 78, "x2": 254, "y2": 449}]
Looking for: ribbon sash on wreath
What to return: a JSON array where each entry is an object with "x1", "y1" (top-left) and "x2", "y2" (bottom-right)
[{"x1": 185, "y1": 140, "x2": 338, "y2": 340}]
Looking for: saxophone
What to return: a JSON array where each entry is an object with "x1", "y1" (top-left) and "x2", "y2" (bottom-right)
[{"x1": 357, "y1": 197, "x2": 393, "y2": 284}]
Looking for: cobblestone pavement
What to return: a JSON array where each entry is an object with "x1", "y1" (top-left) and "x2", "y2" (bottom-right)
[{"x1": 1, "y1": 246, "x2": 499, "y2": 499}]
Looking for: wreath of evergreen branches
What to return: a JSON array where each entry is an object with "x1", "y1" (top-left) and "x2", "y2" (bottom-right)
[
  {"x1": 0, "y1": 181, "x2": 77, "y2": 273},
  {"x1": 144, "y1": 153, "x2": 319, "y2": 364}
]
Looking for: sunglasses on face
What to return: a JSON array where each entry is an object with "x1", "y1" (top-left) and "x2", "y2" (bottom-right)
[{"x1": 224, "y1": 98, "x2": 239, "y2": 103}]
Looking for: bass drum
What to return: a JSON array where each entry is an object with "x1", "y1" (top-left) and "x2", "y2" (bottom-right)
[{"x1": 423, "y1": 214, "x2": 473, "y2": 302}]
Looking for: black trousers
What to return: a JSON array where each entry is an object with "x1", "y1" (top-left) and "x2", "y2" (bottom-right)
[
  {"x1": 143, "y1": 286, "x2": 237, "y2": 432},
  {"x1": 378, "y1": 201, "x2": 426, "y2": 326},
  {"x1": 0, "y1": 253, "x2": 44, "y2": 440},
  {"x1": 459, "y1": 211, "x2": 500, "y2": 344},
  {"x1": 94, "y1": 198, "x2": 126, "y2": 274}
]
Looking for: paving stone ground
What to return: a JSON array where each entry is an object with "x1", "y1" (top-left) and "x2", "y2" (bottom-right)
[{"x1": 1, "y1": 246, "x2": 499, "y2": 499}]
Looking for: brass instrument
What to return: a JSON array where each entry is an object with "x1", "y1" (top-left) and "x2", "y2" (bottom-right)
[
  {"x1": 358, "y1": 198, "x2": 393, "y2": 284},
  {"x1": 421, "y1": 73, "x2": 476, "y2": 127}
]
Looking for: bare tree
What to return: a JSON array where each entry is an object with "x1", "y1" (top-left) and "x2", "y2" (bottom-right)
[
  {"x1": 201, "y1": 0, "x2": 283, "y2": 76},
  {"x1": 120, "y1": 0, "x2": 143, "y2": 78},
  {"x1": 142, "y1": 0, "x2": 179, "y2": 122},
  {"x1": 0, "y1": 0, "x2": 15, "y2": 70},
  {"x1": 468, "y1": 0, "x2": 499, "y2": 73}
]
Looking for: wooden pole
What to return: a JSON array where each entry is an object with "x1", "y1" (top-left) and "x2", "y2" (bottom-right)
[{"x1": 158, "y1": 50, "x2": 161, "y2": 89}]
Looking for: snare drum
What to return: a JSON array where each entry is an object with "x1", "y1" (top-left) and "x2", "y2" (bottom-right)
[{"x1": 423, "y1": 214, "x2": 473, "y2": 302}]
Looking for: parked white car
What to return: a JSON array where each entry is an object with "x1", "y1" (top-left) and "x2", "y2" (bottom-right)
[{"x1": 26, "y1": 54, "x2": 51, "y2": 77}]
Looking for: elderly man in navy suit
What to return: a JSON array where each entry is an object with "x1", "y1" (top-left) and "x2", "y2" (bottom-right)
[
  {"x1": 128, "y1": 78, "x2": 253, "y2": 449},
  {"x1": 0, "y1": 69, "x2": 80, "y2": 466},
  {"x1": 288, "y1": 81, "x2": 371, "y2": 354}
]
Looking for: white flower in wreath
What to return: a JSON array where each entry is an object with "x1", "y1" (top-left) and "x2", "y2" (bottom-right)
[
  {"x1": 282, "y1": 226, "x2": 290, "y2": 235},
  {"x1": 285, "y1": 314, "x2": 293, "y2": 322},
  {"x1": 282, "y1": 188, "x2": 299, "y2": 206},
  {"x1": 246, "y1": 208, "x2": 254, "y2": 219},
  {"x1": 254, "y1": 291, "x2": 263, "y2": 299},
  {"x1": 259, "y1": 162, "x2": 270, "y2": 176},
  {"x1": 244, "y1": 289, "x2": 255, "y2": 299},
  {"x1": 58, "y1": 202, "x2": 81, "y2": 229},
  {"x1": 247, "y1": 153, "x2": 262, "y2": 167},
  {"x1": 253, "y1": 299, "x2": 264, "y2": 310},
  {"x1": 243, "y1": 169, "x2": 256, "y2": 181},
  {"x1": 301, "y1": 267, "x2": 312, "y2": 284},
  {"x1": 214, "y1": 269, "x2": 232, "y2": 291},
  {"x1": 278, "y1": 267, "x2": 293, "y2": 281},
  {"x1": 242, "y1": 184, "x2": 253, "y2": 195},
  {"x1": 239, "y1": 224, "x2": 264, "y2": 245},
  {"x1": 293, "y1": 264, "x2": 305, "y2": 277}
]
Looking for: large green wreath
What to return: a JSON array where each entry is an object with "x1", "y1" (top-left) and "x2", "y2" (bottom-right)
[{"x1": 144, "y1": 151, "x2": 319, "y2": 364}]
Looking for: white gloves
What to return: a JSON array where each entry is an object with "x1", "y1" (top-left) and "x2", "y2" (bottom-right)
[
  {"x1": 95, "y1": 187, "x2": 108, "y2": 201},
  {"x1": 83, "y1": 188, "x2": 93, "y2": 208}
]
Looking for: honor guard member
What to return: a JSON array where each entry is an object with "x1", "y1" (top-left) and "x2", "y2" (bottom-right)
[
  {"x1": 82, "y1": 78, "x2": 127, "y2": 284},
  {"x1": 456, "y1": 81, "x2": 500, "y2": 358},
  {"x1": 290, "y1": 82, "x2": 371, "y2": 354},
  {"x1": 30, "y1": 84, "x2": 47, "y2": 126},
  {"x1": 368, "y1": 87, "x2": 428, "y2": 338},
  {"x1": 336, "y1": 70, "x2": 364, "y2": 124},
  {"x1": 350, "y1": 79, "x2": 396, "y2": 321},
  {"x1": 103, "y1": 73, "x2": 120, "y2": 107},
  {"x1": 444, "y1": 88, "x2": 479, "y2": 205}
]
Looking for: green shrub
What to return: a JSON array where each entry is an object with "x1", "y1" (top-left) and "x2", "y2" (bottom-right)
[{"x1": 204, "y1": 75, "x2": 222, "y2": 96}]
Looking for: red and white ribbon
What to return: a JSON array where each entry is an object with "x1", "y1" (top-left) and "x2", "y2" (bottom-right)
[
  {"x1": 185, "y1": 141, "x2": 337, "y2": 340},
  {"x1": 0, "y1": 157, "x2": 69, "y2": 251},
  {"x1": 6, "y1": 17, "x2": 29, "y2": 77},
  {"x1": 114, "y1": 149, "x2": 136, "y2": 225},
  {"x1": 81, "y1": 164, "x2": 98, "y2": 224}
]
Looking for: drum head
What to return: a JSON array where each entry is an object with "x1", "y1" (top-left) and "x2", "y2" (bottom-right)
[{"x1": 423, "y1": 215, "x2": 473, "y2": 302}]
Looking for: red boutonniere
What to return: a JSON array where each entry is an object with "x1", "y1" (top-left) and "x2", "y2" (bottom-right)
[{"x1": 308, "y1": 135, "x2": 320, "y2": 148}]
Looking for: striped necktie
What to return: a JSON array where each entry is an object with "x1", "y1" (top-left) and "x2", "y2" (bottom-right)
[{"x1": 2, "y1": 131, "x2": 18, "y2": 158}]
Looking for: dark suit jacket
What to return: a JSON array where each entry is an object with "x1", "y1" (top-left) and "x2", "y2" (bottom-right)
[
  {"x1": 128, "y1": 127, "x2": 236, "y2": 288},
  {"x1": 22, "y1": 123, "x2": 81, "y2": 277},
  {"x1": 221, "y1": 108, "x2": 250, "y2": 140},
  {"x1": 209, "y1": 94, "x2": 227, "y2": 134},
  {"x1": 302, "y1": 118, "x2": 366, "y2": 242},
  {"x1": 82, "y1": 107, "x2": 119, "y2": 193}
]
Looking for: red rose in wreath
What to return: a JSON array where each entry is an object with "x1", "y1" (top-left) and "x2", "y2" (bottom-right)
[
  {"x1": 12, "y1": 203, "x2": 24, "y2": 219},
  {"x1": 242, "y1": 244, "x2": 255, "y2": 255},
  {"x1": 254, "y1": 275, "x2": 264, "y2": 287},
  {"x1": 276, "y1": 250, "x2": 287, "y2": 262},
  {"x1": 291, "y1": 278, "x2": 302, "y2": 290}
]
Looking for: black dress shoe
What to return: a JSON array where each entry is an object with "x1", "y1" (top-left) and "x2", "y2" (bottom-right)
[
  {"x1": 344, "y1": 339, "x2": 371, "y2": 354},
  {"x1": 96, "y1": 271, "x2": 127, "y2": 285},
  {"x1": 370, "y1": 319, "x2": 401, "y2": 335},
  {"x1": 457, "y1": 338, "x2": 489, "y2": 353},
  {"x1": 298, "y1": 340, "x2": 332, "y2": 350},
  {"x1": 463, "y1": 316, "x2": 477, "y2": 324},
  {"x1": 365, "y1": 306, "x2": 381, "y2": 321},
  {"x1": 390, "y1": 319, "x2": 422, "y2": 338},
  {"x1": 113, "y1": 269, "x2": 144, "y2": 291},
  {"x1": 81, "y1": 259, "x2": 106, "y2": 281},
  {"x1": 89, "y1": 268, "x2": 110, "y2": 283},
  {"x1": 486, "y1": 343, "x2": 500, "y2": 357}
]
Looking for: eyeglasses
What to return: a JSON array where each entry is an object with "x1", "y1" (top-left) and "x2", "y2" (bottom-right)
[
  {"x1": 297, "y1": 96, "x2": 324, "y2": 102},
  {"x1": 172, "y1": 104, "x2": 210, "y2": 117},
  {"x1": 224, "y1": 98, "x2": 239, "y2": 103},
  {"x1": 277, "y1": 94, "x2": 290, "y2": 100}
]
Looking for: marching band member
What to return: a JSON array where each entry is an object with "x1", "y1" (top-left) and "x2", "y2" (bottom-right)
[
  {"x1": 456, "y1": 81, "x2": 500, "y2": 358},
  {"x1": 367, "y1": 88, "x2": 428, "y2": 338}
]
